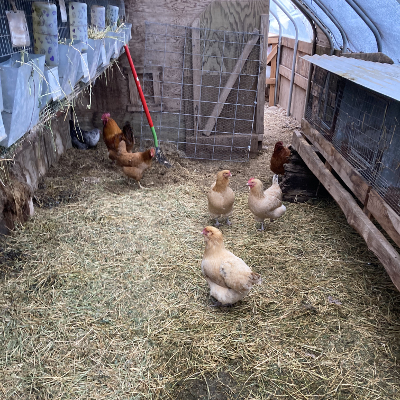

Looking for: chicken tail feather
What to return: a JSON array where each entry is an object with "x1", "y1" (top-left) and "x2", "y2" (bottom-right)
[{"x1": 272, "y1": 174, "x2": 279, "y2": 185}]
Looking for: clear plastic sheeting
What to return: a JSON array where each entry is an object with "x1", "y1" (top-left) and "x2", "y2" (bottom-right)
[
  {"x1": 269, "y1": 0, "x2": 400, "y2": 64},
  {"x1": 269, "y1": 0, "x2": 313, "y2": 43},
  {"x1": 302, "y1": 0, "x2": 377, "y2": 53}
]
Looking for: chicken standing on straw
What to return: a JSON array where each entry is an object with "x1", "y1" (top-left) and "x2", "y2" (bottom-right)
[
  {"x1": 247, "y1": 175, "x2": 286, "y2": 231},
  {"x1": 270, "y1": 141, "x2": 291, "y2": 175},
  {"x1": 201, "y1": 226, "x2": 262, "y2": 307},
  {"x1": 207, "y1": 170, "x2": 235, "y2": 226}
]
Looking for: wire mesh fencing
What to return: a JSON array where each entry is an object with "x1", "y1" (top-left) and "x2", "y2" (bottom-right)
[
  {"x1": 140, "y1": 22, "x2": 262, "y2": 161},
  {"x1": 305, "y1": 65, "x2": 400, "y2": 215}
]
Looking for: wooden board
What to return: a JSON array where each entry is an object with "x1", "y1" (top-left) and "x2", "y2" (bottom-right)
[
  {"x1": 192, "y1": 18, "x2": 202, "y2": 136},
  {"x1": 366, "y1": 190, "x2": 400, "y2": 248},
  {"x1": 301, "y1": 118, "x2": 370, "y2": 204},
  {"x1": 268, "y1": 51, "x2": 277, "y2": 107},
  {"x1": 292, "y1": 131, "x2": 400, "y2": 292},
  {"x1": 202, "y1": 30, "x2": 260, "y2": 136},
  {"x1": 278, "y1": 64, "x2": 308, "y2": 90},
  {"x1": 256, "y1": 14, "x2": 269, "y2": 137}
]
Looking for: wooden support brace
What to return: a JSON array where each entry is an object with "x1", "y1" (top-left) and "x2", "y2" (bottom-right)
[
  {"x1": 202, "y1": 29, "x2": 260, "y2": 136},
  {"x1": 256, "y1": 15, "x2": 269, "y2": 138},
  {"x1": 192, "y1": 18, "x2": 202, "y2": 136},
  {"x1": 292, "y1": 130, "x2": 400, "y2": 292}
]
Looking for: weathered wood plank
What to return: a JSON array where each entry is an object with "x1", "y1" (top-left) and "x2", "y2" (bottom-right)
[
  {"x1": 266, "y1": 45, "x2": 277, "y2": 65},
  {"x1": 269, "y1": 52, "x2": 277, "y2": 107},
  {"x1": 281, "y1": 36, "x2": 313, "y2": 54},
  {"x1": 268, "y1": 35, "x2": 279, "y2": 44},
  {"x1": 256, "y1": 14, "x2": 269, "y2": 137},
  {"x1": 202, "y1": 30, "x2": 260, "y2": 136},
  {"x1": 192, "y1": 18, "x2": 202, "y2": 136},
  {"x1": 301, "y1": 118, "x2": 370, "y2": 203},
  {"x1": 367, "y1": 189, "x2": 400, "y2": 248},
  {"x1": 279, "y1": 64, "x2": 308, "y2": 90},
  {"x1": 292, "y1": 131, "x2": 400, "y2": 292}
]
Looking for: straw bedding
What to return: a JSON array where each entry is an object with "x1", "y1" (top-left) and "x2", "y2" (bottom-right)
[{"x1": 0, "y1": 106, "x2": 399, "y2": 399}]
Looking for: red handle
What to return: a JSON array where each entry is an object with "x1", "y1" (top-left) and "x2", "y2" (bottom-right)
[{"x1": 124, "y1": 44, "x2": 154, "y2": 129}]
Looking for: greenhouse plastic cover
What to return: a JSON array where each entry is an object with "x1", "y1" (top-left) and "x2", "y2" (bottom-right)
[
  {"x1": 270, "y1": 0, "x2": 400, "y2": 64},
  {"x1": 269, "y1": 0, "x2": 313, "y2": 43}
]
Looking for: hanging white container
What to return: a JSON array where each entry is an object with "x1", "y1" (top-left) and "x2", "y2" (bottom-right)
[
  {"x1": 91, "y1": 5, "x2": 105, "y2": 30},
  {"x1": 106, "y1": 5, "x2": 119, "y2": 30},
  {"x1": 123, "y1": 23, "x2": 132, "y2": 44},
  {"x1": 84, "y1": 38, "x2": 103, "y2": 82},
  {"x1": 40, "y1": 65, "x2": 61, "y2": 110},
  {"x1": 69, "y1": 2, "x2": 88, "y2": 51},
  {"x1": 32, "y1": 2, "x2": 59, "y2": 66},
  {"x1": 0, "y1": 53, "x2": 45, "y2": 148},
  {"x1": 58, "y1": 40, "x2": 86, "y2": 97}
]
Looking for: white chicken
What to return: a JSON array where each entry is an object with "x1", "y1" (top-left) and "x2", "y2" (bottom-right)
[
  {"x1": 247, "y1": 175, "x2": 286, "y2": 231},
  {"x1": 201, "y1": 226, "x2": 262, "y2": 306},
  {"x1": 207, "y1": 170, "x2": 235, "y2": 226}
]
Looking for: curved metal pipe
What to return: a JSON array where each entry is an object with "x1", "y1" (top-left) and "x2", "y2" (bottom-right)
[
  {"x1": 312, "y1": 0, "x2": 348, "y2": 53},
  {"x1": 272, "y1": 0, "x2": 298, "y2": 116},
  {"x1": 344, "y1": 0, "x2": 382, "y2": 52},
  {"x1": 269, "y1": 10, "x2": 282, "y2": 106},
  {"x1": 291, "y1": 0, "x2": 334, "y2": 55}
]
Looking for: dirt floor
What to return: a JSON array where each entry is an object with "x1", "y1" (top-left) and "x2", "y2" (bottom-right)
[{"x1": 0, "y1": 105, "x2": 400, "y2": 399}]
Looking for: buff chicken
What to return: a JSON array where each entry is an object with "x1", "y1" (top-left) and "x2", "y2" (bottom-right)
[
  {"x1": 247, "y1": 175, "x2": 286, "y2": 231},
  {"x1": 207, "y1": 170, "x2": 235, "y2": 226},
  {"x1": 201, "y1": 226, "x2": 262, "y2": 306}
]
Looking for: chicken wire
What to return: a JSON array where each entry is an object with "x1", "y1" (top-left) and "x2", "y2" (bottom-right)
[
  {"x1": 140, "y1": 22, "x2": 262, "y2": 162},
  {"x1": 305, "y1": 66, "x2": 400, "y2": 215}
]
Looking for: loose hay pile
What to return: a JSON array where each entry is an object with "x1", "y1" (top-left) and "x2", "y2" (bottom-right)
[{"x1": 0, "y1": 106, "x2": 400, "y2": 399}]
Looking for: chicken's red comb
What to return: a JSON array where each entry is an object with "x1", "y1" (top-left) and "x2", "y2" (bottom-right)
[
  {"x1": 247, "y1": 177, "x2": 255, "y2": 183},
  {"x1": 101, "y1": 113, "x2": 110, "y2": 120}
]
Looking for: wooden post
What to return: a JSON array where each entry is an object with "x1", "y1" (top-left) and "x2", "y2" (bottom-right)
[
  {"x1": 268, "y1": 48, "x2": 277, "y2": 107},
  {"x1": 292, "y1": 130, "x2": 400, "y2": 292},
  {"x1": 192, "y1": 18, "x2": 202, "y2": 137},
  {"x1": 202, "y1": 29, "x2": 260, "y2": 136},
  {"x1": 255, "y1": 14, "x2": 269, "y2": 143}
]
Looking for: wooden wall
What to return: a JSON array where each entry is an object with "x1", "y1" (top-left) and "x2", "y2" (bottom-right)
[
  {"x1": 276, "y1": 37, "x2": 313, "y2": 122},
  {"x1": 75, "y1": 0, "x2": 269, "y2": 132}
]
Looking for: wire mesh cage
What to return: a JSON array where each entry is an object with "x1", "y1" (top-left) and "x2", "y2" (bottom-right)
[
  {"x1": 140, "y1": 21, "x2": 262, "y2": 162},
  {"x1": 305, "y1": 65, "x2": 400, "y2": 215}
]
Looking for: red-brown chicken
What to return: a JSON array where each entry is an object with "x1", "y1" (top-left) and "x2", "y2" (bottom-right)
[
  {"x1": 270, "y1": 141, "x2": 291, "y2": 175},
  {"x1": 115, "y1": 140, "x2": 155, "y2": 188},
  {"x1": 101, "y1": 113, "x2": 135, "y2": 160}
]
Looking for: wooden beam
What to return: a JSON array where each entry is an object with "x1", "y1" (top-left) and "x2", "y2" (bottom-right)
[
  {"x1": 266, "y1": 45, "x2": 277, "y2": 65},
  {"x1": 202, "y1": 29, "x2": 260, "y2": 136},
  {"x1": 292, "y1": 131, "x2": 400, "y2": 292},
  {"x1": 256, "y1": 15, "x2": 269, "y2": 138},
  {"x1": 279, "y1": 64, "x2": 308, "y2": 90},
  {"x1": 367, "y1": 189, "x2": 400, "y2": 248},
  {"x1": 301, "y1": 118, "x2": 370, "y2": 203},
  {"x1": 268, "y1": 36, "x2": 279, "y2": 44},
  {"x1": 269, "y1": 53, "x2": 277, "y2": 107},
  {"x1": 192, "y1": 18, "x2": 202, "y2": 137},
  {"x1": 266, "y1": 77, "x2": 276, "y2": 85}
]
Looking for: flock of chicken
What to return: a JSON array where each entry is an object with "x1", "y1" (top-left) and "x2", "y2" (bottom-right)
[
  {"x1": 70, "y1": 113, "x2": 292, "y2": 307},
  {"x1": 203, "y1": 141, "x2": 290, "y2": 306}
]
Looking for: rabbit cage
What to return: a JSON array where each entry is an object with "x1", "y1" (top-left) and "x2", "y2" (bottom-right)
[{"x1": 305, "y1": 60, "x2": 400, "y2": 216}]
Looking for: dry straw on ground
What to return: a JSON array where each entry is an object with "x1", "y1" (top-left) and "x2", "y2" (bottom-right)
[{"x1": 0, "y1": 106, "x2": 399, "y2": 399}]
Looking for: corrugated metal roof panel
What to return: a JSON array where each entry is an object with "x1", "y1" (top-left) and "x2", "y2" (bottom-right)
[{"x1": 303, "y1": 54, "x2": 400, "y2": 101}]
